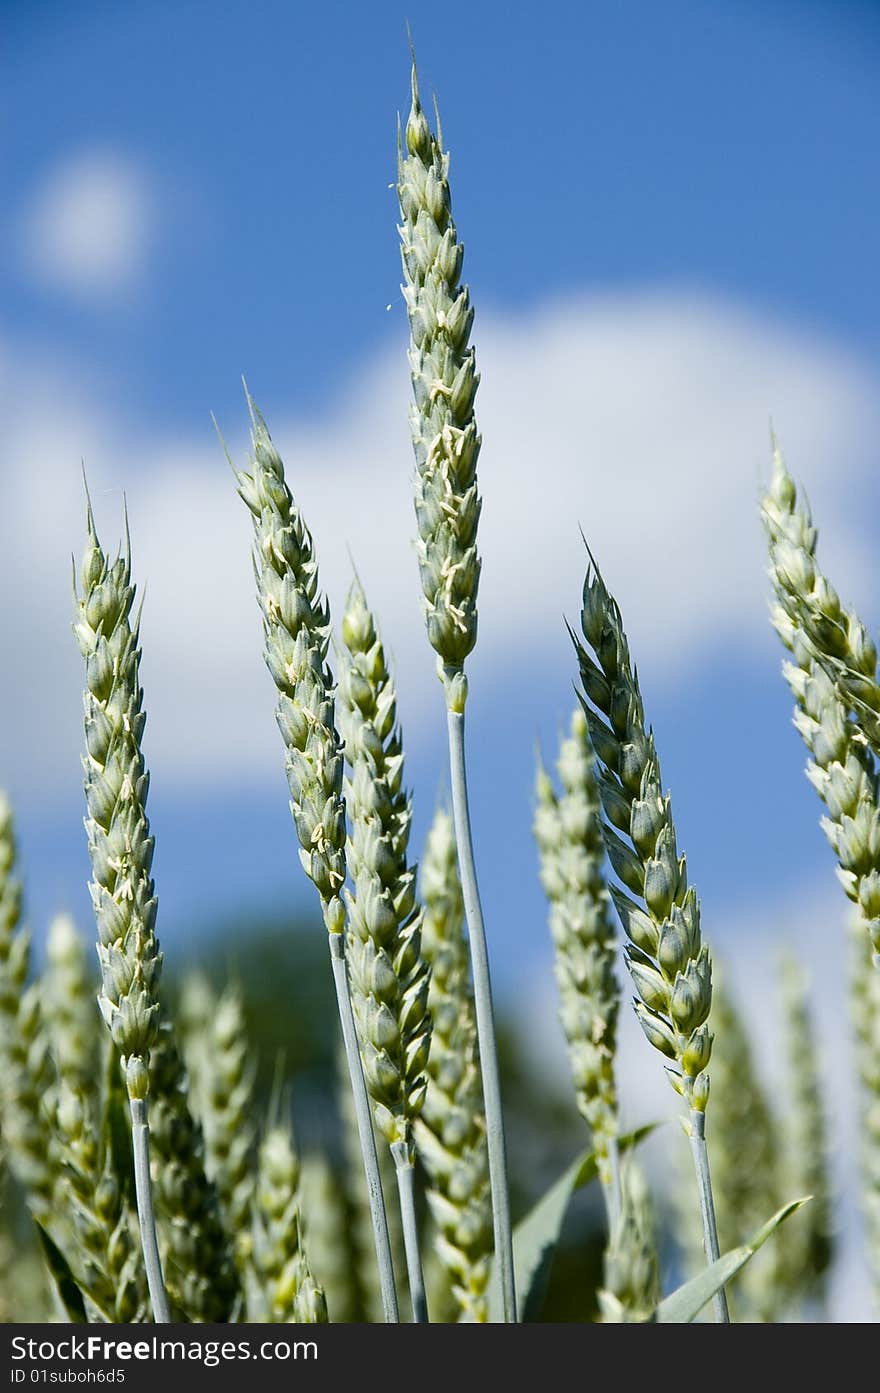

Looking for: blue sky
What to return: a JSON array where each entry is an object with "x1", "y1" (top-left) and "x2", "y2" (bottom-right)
[{"x1": 1, "y1": 0, "x2": 879, "y2": 1311}]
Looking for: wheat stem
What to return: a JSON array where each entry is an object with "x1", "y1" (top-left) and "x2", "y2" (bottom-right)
[
  {"x1": 391, "y1": 1143, "x2": 428, "y2": 1323},
  {"x1": 447, "y1": 707, "x2": 516, "y2": 1322},
  {"x1": 130, "y1": 1097, "x2": 170, "y2": 1323},
  {"x1": 688, "y1": 1109, "x2": 728, "y2": 1322},
  {"x1": 329, "y1": 935, "x2": 399, "y2": 1322}
]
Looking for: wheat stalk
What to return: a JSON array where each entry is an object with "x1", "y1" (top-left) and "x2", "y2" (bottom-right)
[
  {"x1": 762, "y1": 445, "x2": 880, "y2": 965},
  {"x1": 572, "y1": 555, "x2": 727, "y2": 1320},
  {"x1": 414, "y1": 806, "x2": 491, "y2": 1322},
  {"x1": 233, "y1": 394, "x2": 398, "y2": 1320},
  {"x1": 250, "y1": 1125, "x2": 327, "y2": 1323},
  {"x1": 534, "y1": 709, "x2": 621, "y2": 1217},
  {"x1": 337, "y1": 575, "x2": 432, "y2": 1321},
  {"x1": 0, "y1": 793, "x2": 56, "y2": 1221},
  {"x1": 398, "y1": 57, "x2": 515, "y2": 1322}
]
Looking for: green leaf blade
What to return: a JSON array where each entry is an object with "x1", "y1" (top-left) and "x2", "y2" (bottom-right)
[{"x1": 656, "y1": 1197, "x2": 810, "y2": 1324}]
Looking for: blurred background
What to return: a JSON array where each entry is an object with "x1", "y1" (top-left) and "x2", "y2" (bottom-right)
[{"x1": 1, "y1": 0, "x2": 879, "y2": 1318}]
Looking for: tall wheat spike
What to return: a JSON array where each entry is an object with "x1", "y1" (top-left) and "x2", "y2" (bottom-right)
[
  {"x1": 415, "y1": 807, "x2": 492, "y2": 1322},
  {"x1": 398, "y1": 55, "x2": 515, "y2": 1322},
  {"x1": 337, "y1": 575, "x2": 432, "y2": 1320},
  {"x1": 572, "y1": 555, "x2": 727, "y2": 1321},
  {"x1": 73, "y1": 499, "x2": 169, "y2": 1320},
  {"x1": 534, "y1": 709, "x2": 620, "y2": 1216},
  {"x1": 234, "y1": 395, "x2": 398, "y2": 1320},
  {"x1": 763, "y1": 444, "x2": 880, "y2": 966}
]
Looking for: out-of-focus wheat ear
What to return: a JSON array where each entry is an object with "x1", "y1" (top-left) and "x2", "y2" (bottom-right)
[
  {"x1": 762, "y1": 443, "x2": 880, "y2": 966},
  {"x1": 0, "y1": 1155, "x2": 52, "y2": 1319},
  {"x1": 73, "y1": 498, "x2": 168, "y2": 1321},
  {"x1": 597, "y1": 1164, "x2": 659, "y2": 1323},
  {"x1": 0, "y1": 792, "x2": 57, "y2": 1222},
  {"x1": 300, "y1": 1151, "x2": 359, "y2": 1323},
  {"x1": 177, "y1": 970, "x2": 216, "y2": 1116},
  {"x1": 850, "y1": 921, "x2": 880, "y2": 1308},
  {"x1": 534, "y1": 711, "x2": 621, "y2": 1221},
  {"x1": 54, "y1": 1080, "x2": 147, "y2": 1320},
  {"x1": 250, "y1": 1126, "x2": 328, "y2": 1323},
  {"x1": 198, "y1": 986, "x2": 257, "y2": 1275},
  {"x1": 572, "y1": 555, "x2": 727, "y2": 1321},
  {"x1": 338, "y1": 575, "x2": 432, "y2": 1321},
  {"x1": 44, "y1": 914, "x2": 101, "y2": 1108},
  {"x1": 398, "y1": 56, "x2": 514, "y2": 1320},
  {"x1": 779, "y1": 954, "x2": 833, "y2": 1314},
  {"x1": 148, "y1": 1017, "x2": 240, "y2": 1320},
  {"x1": 232, "y1": 395, "x2": 398, "y2": 1321},
  {"x1": 414, "y1": 806, "x2": 492, "y2": 1322},
  {"x1": 679, "y1": 982, "x2": 783, "y2": 1322}
]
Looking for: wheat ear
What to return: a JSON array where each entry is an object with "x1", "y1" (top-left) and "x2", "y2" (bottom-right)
[
  {"x1": 762, "y1": 445, "x2": 880, "y2": 964},
  {"x1": 250, "y1": 1126, "x2": 328, "y2": 1323},
  {"x1": 233, "y1": 395, "x2": 398, "y2": 1321},
  {"x1": 338, "y1": 575, "x2": 432, "y2": 1321},
  {"x1": 336, "y1": 1037, "x2": 407, "y2": 1320},
  {"x1": 534, "y1": 709, "x2": 621, "y2": 1218},
  {"x1": 44, "y1": 914, "x2": 101, "y2": 1104},
  {"x1": 0, "y1": 795, "x2": 55, "y2": 1220},
  {"x1": 54, "y1": 1077, "x2": 147, "y2": 1320},
  {"x1": 198, "y1": 985, "x2": 257, "y2": 1273},
  {"x1": 414, "y1": 806, "x2": 492, "y2": 1322},
  {"x1": 72, "y1": 498, "x2": 169, "y2": 1321},
  {"x1": 779, "y1": 955, "x2": 833, "y2": 1313},
  {"x1": 572, "y1": 556, "x2": 727, "y2": 1321},
  {"x1": 850, "y1": 922, "x2": 880, "y2": 1308},
  {"x1": 597, "y1": 1164, "x2": 659, "y2": 1323},
  {"x1": 300, "y1": 1152, "x2": 358, "y2": 1322},
  {"x1": 693, "y1": 984, "x2": 782, "y2": 1321},
  {"x1": 398, "y1": 59, "x2": 515, "y2": 1322}
]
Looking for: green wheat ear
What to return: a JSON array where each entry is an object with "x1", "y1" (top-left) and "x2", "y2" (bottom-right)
[
  {"x1": 398, "y1": 55, "x2": 515, "y2": 1320},
  {"x1": 233, "y1": 392, "x2": 399, "y2": 1321},
  {"x1": 778, "y1": 955, "x2": 833, "y2": 1312},
  {"x1": 534, "y1": 709, "x2": 621, "y2": 1214},
  {"x1": 338, "y1": 575, "x2": 432, "y2": 1153},
  {"x1": 850, "y1": 921, "x2": 880, "y2": 1308},
  {"x1": 0, "y1": 793, "x2": 56, "y2": 1221},
  {"x1": 415, "y1": 806, "x2": 492, "y2": 1323},
  {"x1": 762, "y1": 442, "x2": 880, "y2": 963},
  {"x1": 250, "y1": 1125, "x2": 328, "y2": 1324},
  {"x1": 572, "y1": 552, "x2": 727, "y2": 1321},
  {"x1": 398, "y1": 61, "x2": 480, "y2": 703}
]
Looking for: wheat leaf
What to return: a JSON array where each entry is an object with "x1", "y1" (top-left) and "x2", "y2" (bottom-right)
[
  {"x1": 656, "y1": 1197, "x2": 809, "y2": 1323},
  {"x1": 487, "y1": 1124, "x2": 655, "y2": 1322},
  {"x1": 34, "y1": 1225, "x2": 88, "y2": 1324}
]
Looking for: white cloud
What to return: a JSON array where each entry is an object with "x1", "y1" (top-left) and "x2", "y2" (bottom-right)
[
  {"x1": 0, "y1": 289, "x2": 878, "y2": 802},
  {"x1": 19, "y1": 151, "x2": 154, "y2": 296}
]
